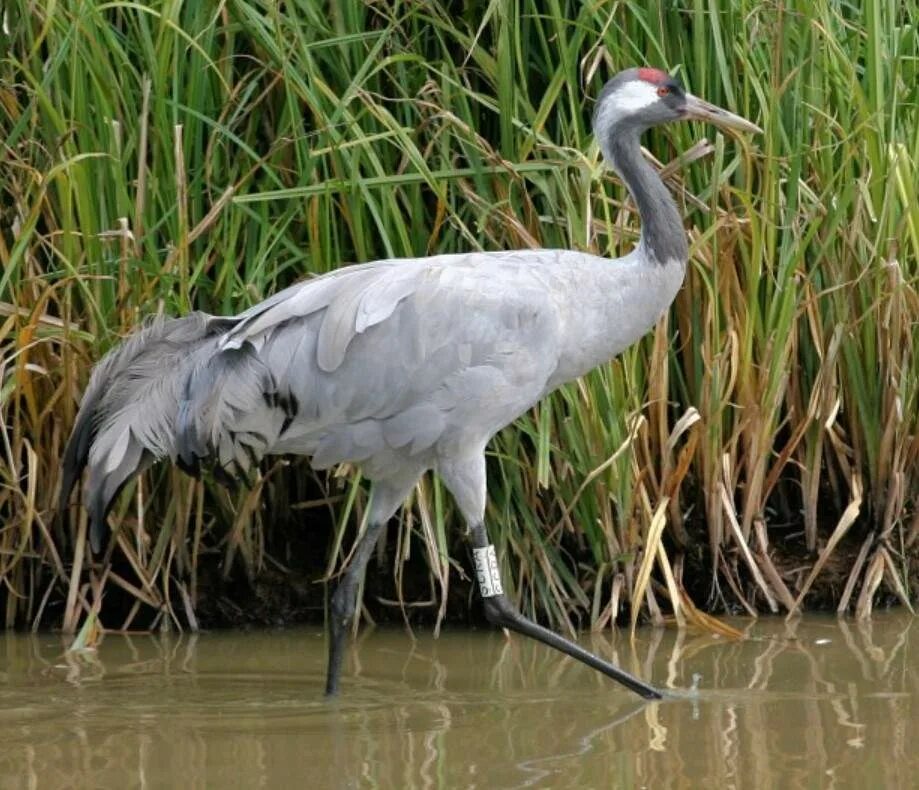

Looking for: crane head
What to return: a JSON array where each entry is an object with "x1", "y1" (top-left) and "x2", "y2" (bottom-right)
[{"x1": 593, "y1": 67, "x2": 762, "y2": 140}]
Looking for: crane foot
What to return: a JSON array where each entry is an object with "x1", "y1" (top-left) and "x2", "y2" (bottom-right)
[{"x1": 482, "y1": 591, "x2": 662, "y2": 699}]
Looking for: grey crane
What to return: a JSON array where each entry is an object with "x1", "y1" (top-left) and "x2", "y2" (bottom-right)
[{"x1": 60, "y1": 67, "x2": 760, "y2": 700}]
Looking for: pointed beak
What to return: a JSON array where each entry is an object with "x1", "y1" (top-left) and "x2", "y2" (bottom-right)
[{"x1": 682, "y1": 93, "x2": 763, "y2": 135}]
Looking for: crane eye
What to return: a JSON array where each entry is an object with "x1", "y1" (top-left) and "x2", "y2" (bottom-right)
[{"x1": 657, "y1": 86, "x2": 670, "y2": 97}]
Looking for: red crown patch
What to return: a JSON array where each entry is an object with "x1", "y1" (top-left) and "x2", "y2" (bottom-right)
[{"x1": 637, "y1": 67, "x2": 669, "y2": 85}]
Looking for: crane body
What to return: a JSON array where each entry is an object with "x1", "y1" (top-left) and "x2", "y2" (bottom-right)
[{"x1": 61, "y1": 67, "x2": 760, "y2": 700}]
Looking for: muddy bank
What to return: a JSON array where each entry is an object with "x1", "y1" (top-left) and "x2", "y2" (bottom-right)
[{"x1": 60, "y1": 519, "x2": 911, "y2": 634}]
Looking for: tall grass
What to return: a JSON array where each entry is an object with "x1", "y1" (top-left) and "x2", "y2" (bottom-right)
[{"x1": 1, "y1": 0, "x2": 916, "y2": 633}]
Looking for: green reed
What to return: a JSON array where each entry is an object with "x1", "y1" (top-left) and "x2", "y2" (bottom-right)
[{"x1": 1, "y1": 0, "x2": 915, "y2": 632}]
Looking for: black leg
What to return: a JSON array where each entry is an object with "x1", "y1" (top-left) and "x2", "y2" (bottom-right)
[
  {"x1": 470, "y1": 523, "x2": 662, "y2": 700},
  {"x1": 325, "y1": 520, "x2": 384, "y2": 696}
]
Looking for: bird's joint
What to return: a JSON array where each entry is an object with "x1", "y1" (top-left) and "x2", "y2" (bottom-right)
[{"x1": 482, "y1": 594, "x2": 520, "y2": 629}]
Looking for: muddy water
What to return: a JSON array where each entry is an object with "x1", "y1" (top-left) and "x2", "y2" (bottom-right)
[{"x1": 1, "y1": 614, "x2": 916, "y2": 788}]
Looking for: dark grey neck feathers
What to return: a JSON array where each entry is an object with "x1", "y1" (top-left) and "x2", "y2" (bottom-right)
[{"x1": 606, "y1": 128, "x2": 688, "y2": 266}]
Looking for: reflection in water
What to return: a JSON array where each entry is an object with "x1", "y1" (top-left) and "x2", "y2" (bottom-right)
[{"x1": 0, "y1": 614, "x2": 917, "y2": 788}]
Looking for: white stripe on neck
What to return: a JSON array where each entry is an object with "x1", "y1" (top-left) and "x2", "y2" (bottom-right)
[{"x1": 595, "y1": 80, "x2": 660, "y2": 163}]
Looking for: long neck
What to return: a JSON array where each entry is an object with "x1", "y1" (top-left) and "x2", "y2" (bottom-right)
[{"x1": 605, "y1": 129, "x2": 688, "y2": 266}]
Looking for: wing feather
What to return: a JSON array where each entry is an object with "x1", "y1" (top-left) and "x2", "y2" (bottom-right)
[{"x1": 230, "y1": 250, "x2": 581, "y2": 467}]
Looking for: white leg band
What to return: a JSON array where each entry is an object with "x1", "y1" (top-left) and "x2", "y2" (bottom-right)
[{"x1": 473, "y1": 545, "x2": 504, "y2": 598}]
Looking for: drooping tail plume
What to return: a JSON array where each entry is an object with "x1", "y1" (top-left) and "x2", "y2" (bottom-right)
[{"x1": 59, "y1": 312, "x2": 286, "y2": 553}]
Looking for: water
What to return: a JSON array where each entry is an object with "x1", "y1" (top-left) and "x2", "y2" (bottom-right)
[{"x1": 1, "y1": 613, "x2": 916, "y2": 788}]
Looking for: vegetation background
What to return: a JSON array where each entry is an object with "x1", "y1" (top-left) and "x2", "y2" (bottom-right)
[{"x1": 1, "y1": 0, "x2": 916, "y2": 635}]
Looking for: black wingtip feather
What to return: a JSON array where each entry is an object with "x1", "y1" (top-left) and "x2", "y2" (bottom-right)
[
  {"x1": 88, "y1": 482, "x2": 107, "y2": 554},
  {"x1": 58, "y1": 402, "x2": 98, "y2": 533},
  {"x1": 87, "y1": 449, "x2": 154, "y2": 554},
  {"x1": 89, "y1": 515, "x2": 104, "y2": 555}
]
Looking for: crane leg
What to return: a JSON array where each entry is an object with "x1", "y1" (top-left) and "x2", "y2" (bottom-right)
[
  {"x1": 469, "y1": 523, "x2": 663, "y2": 700},
  {"x1": 325, "y1": 520, "x2": 384, "y2": 696},
  {"x1": 325, "y1": 475, "x2": 419, "y2": 697},
  {"x1": 439, "y1": 452, "x2": 661, "y2": 699}
]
